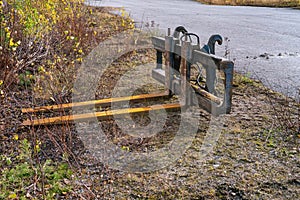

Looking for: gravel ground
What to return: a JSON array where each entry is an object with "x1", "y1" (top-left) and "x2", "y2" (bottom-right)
[{"x1": 1, "y1": 8, "x2": 299, "y2": 199}]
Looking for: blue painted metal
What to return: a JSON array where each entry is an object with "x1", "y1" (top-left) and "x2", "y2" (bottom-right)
[
  {"x1": 201, "y1": 34, "x2": 223, "y2": 54},
  {"x1": 201, "y1": 34, "x2": 223, "y2": 95}
]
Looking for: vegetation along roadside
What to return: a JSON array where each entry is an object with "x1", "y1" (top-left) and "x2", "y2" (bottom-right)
[
  {"x1": 0, "y1": 0, "x2": 299, "y2": 199},
  {"x1": 195, "y1": 0, "x2": 300, "y2": 8}
]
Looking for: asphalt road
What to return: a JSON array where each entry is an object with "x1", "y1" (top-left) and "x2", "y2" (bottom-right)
[{"x1": 87, "y1": 0, "x2": 300, "y2": 97}]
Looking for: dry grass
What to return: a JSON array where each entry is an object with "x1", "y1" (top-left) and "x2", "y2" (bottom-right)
[{"x1": 196, "y1": 0, "x2": 300, "y2": 7}]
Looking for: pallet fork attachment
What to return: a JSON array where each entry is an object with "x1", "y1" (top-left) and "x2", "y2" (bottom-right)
[{"x1": 22, "y1": 27, "x2": 234, "y2": 126}]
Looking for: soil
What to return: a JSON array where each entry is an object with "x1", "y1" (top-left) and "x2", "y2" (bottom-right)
[
  {"x1": 0, "y1": 7, "x2": 299, "y2": 200},
  {"x1": 69, "y1": 52, "x2": 300, "y2": 199}
]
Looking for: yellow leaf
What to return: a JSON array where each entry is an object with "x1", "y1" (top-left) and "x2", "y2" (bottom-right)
[
  {"x1": 8, "y1": 193, "x2": 17, "y2": 199},
  {"x1": 38, "y1": 66, "x2": 45, "y2": 73},
  {"x1": 0, "y1": 80, "x2": 3, "y2": 86},
  {"x1": 121, "y1": 146, "x2": 130, "y2": 151},
  {"x1": 13, "y1": 134, "x2": 18, "y2": 140},
  {"x1": 9, "y1": 38, "x2": 14, "y2": 47}
]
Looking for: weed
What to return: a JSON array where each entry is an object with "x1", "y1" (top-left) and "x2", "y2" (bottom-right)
[
  {"x1": 239, "y1": 72, "x2": 255, "y2": 85},
  {"x1": 18, "y1": 70, "x2": 35, "y2": 87},
  {"x1": 0, "y1": 139, "x2": 73, "y2": 199},
  {"x1": 224, "y1": 37, "x2": 231, "y2": 59}
]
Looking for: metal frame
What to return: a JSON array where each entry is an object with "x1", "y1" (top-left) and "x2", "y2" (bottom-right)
[{"x1": 152, "y1": 27, "x2": 234, "y2": 115}]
